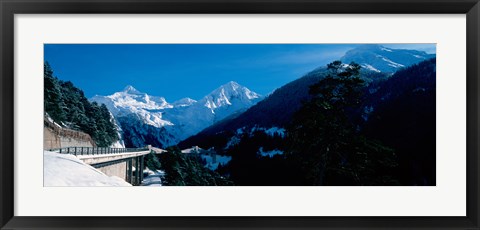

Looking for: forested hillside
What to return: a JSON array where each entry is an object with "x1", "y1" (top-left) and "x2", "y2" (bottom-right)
[
  {"x1": 180, "y1": 59, "x2": 436, "y2": 186},
  {"x1": 146, "y1": 147, "x2": 233, "y2": 186},
  {"x1": 44, "y1": 62, "x2": 118, "y2": 147},
  {"x1": 363, "y1": 58, "x2": 436, "y2": 185}
]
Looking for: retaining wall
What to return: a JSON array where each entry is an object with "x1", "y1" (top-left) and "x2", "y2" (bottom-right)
[{"x1": 44, "y1": 118, "x2": 96, "y2": 149}]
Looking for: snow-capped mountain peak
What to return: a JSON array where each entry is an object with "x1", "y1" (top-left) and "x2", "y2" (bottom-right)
[
  {"x1": 209, "y1": 81, "x2": 245, "y2": 97},
  {"x1": 202, "y1": 81, "x2": 261, "y2": 109},
  {"x1": 224, "y1": 80, "x2": 240, "y2": 88},
  {"x1": 122, "y1": 85, "x2": 142, "y2": 94},
  {"x1": 340, "y1": 44, "x2": 435, "y2": 73},
  {"x1": 101, "y1": 85, "x2": 171, "y2": 111}
]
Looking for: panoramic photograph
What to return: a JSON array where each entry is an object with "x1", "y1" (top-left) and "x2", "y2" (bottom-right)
[{"x1": 43, "y1": 44, "x2": 436, "y2": 186}]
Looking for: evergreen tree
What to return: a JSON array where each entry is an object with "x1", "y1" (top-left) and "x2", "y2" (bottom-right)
[
  {"x1": 44, "y1": 62, "x2": 66, "y2": 122},
  {"x1": 60, "y1": 81, "x2": 87, "y2": 129},
  {"x1": 286, "y1": 61, "x2": 399, "y2": 185},
  {"x1": 157, "y1": 146, "x2": 233, "y2": 186},
  {"x1": 145, "y1": 151, "x2": 162, "y2": 170}
]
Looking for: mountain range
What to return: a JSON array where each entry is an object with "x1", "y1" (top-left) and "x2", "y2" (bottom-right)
[
  {"x1": 180, "y1": 56, "x2": 437, "y2": 186},
  {"x1": 179, "y1": 44, "x2": 435, "y2": 149},
  {"x1": 92, "y1": 44, "x2": 435, "y2": 149},
  {"x1": 91, "y1": 81, "x2": 262, "y2": 147}
]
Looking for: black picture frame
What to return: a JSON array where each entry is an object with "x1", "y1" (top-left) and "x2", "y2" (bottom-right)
[{"x1": 1, "y1": 0, "x2": 479, "y2": 229}]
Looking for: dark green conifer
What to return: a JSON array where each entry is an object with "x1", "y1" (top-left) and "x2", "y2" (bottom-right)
[{"x1": 286, "y1": 60, "x2": 399, "y2": 185}]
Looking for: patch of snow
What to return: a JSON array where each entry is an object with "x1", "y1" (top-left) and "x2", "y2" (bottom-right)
[
  {"x1": 413, "y1": 55, "x2": 426, "y2": 59},
  {"x1": 380, "y1": 47, "x2": 393, "y2": 52},
  {"x1": 225, "y1": 136, "x2": 240, "y2": 149},
  {"x1": 181, "y1": 146, "x2": 203, "y2": 154},
  {"x1": 236, "y1": 127, "x2": 245, "y2": 135},
  {"x1": 249, "y1": 126, "x2": 286, "y2": 138},
  {"x1": 201, "y1": 154, "x2": 232, "y2": 171},
  {"x1": 45, "y1": 113, "x2": 63, "y2": 128},
  {"x1": 43, "y1": 151, "x2": 131, "y2": 186},
  {"x1": 141, "y1": 167, "x2": 165, "y2": 186},
  {"x1": 381, "y1": 57, "x2": 405, "y2": 68},
  {"x1": 264, "y1": 127, "x2": 286, "y2": 138},
  {"x1": 257, "y1": 147, "x2": 284, "y2": 158},
  {"x1": 110, "y1": 140, "x2": 125, "y2": 148},
  {"x1": 362, "y1": 64, "x2": 381, "y2": 73}
]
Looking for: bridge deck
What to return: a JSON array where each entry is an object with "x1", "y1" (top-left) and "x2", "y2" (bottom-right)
[{"x1": 77, "y1": 150, "x2": 150, "y2": 165}]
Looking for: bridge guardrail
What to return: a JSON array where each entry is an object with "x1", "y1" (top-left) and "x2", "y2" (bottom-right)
[{"x1": 48, "y1": 147, "x2": 150, "y2": 156}]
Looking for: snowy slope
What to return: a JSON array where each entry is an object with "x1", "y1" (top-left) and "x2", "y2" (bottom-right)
[
  {"x1": 91, "y1": 82, "x2": 262, "y2": 148},
  {"x1": 141, "y1": 168, "x2": 165, "y2": 186},
  {"x1": 257, "y1": 147, "x2": 284, "y2": 157},
  {"x1": 200, "y1": 154, "x2": 232, "y2": 171},
  {"x1": 44, "y1": 151, "x2": 131, "y2": 186},
  {"x1": 172, "y1": 97, "x2": 197, "y2": 107},
  {"x1": 108, "y1": 112, "x2": 126, "y2": 148},
  {"x1": 341, "y1": 44, "x2": 435, "y2": 73}
]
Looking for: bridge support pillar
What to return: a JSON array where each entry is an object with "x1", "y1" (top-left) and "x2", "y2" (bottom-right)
[
  {"x1": 135, "y1": 156, "x2": 140, "y2": 185},
  {"x1": 131, "y1": 158, "x2": 136, "y2": 185},
  {"x1": 140, "y1": 155, "x2": 144, "y2": 183},
  {"x1": 127, "y1": 159, "x2": 133, "y2": 184}
]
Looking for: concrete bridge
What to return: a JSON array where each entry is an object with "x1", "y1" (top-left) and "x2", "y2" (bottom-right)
[{"x1": 49, "y1": 146, "x2": 165, "y2": 185}]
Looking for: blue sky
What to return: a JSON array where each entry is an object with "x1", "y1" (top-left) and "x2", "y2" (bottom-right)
[{"x1": 44, "y1": 44, "x2": 435, "y2": 101}]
